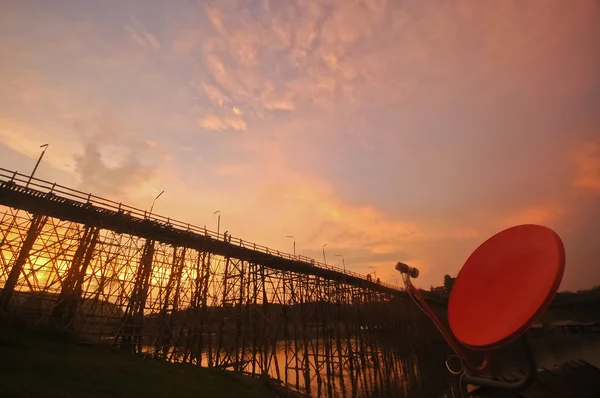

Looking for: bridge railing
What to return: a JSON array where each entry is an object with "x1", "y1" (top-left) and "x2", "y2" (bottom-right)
[{"x1": 0, "y1": 168, "x2": 399, "y2": 291}]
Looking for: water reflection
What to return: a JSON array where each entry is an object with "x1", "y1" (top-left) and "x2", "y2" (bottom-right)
[
  {"x1": 533, "y1": 334, "x2": 600, "y2": 368},
  {"x1": 262, "y1": 339, "x2": 451, "y2": 398},
  {"x1": 154, "y1": 333, "x2": 598, "y2": 398},
  {"x1": 142, "y1": 337, "x2": 452, "y2": 398}
]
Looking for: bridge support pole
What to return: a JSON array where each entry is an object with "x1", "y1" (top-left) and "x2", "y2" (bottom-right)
[
  {"x1": 233, "y1": 259, "x2": 246, "y2": 372},
  {"x1": 51, "y1": 225, "x2": 100, "y2": 331},
  {"x1": 183, "y1": 250, "x2": 210, "y2": 365},
  {"x1": 199, "y1": 251, "x2": 211, "y2": 366},
  {"x1": 156, "y1": 246, "x2": 186, "y2": 359},
  {"x1": 214, "y1": 255, "x2": 231, "y2": 367},
  {"x1": 119, "y1": 238, "x2": 155, "y2": 353},
  {"x1": 0, "y1": 213, "x2": 47, "y2": 313}
]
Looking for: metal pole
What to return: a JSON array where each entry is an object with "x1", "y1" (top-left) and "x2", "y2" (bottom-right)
[
  {"x1": 322, "y1": 244, "x2": 327, "y2": 264},
  {"x1": 149, "y1": 190, "x2": 164, "y2": 216},
  {"x1": 286, "y1": 236, "x2": 295, "y2": 257},
  {"x1": 214, "y1": 210, "x2": 220, "y2": 236},
  {"x1": 26, "y1": 144, "x2": 49, "y2": 188},
  {"x1": 335, "y1": 254, "x2": 346, "y2": 272}
]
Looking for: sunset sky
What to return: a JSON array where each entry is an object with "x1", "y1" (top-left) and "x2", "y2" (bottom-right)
[{"x1": 1, "y1": 0, "x2": 599, "y2": 291}]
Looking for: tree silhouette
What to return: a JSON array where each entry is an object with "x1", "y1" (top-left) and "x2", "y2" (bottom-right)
[{"x1": 443, "y1": 274, "x2": 455, "y2": 294}]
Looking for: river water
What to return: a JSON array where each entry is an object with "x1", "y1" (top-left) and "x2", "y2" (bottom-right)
[
  {"x1": 265, "y1": 333, "x2": 600, "y2": 397},
  {"x1": 534, "y1": 333, "x2": 600, "y2": 368},
  {"x1": 163, "y1": 332, "x2": 599, "y2": 397}
]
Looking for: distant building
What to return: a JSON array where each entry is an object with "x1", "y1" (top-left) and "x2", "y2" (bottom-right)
[
  {"x1": 443, "y1": 274, "x2": 455, "y2": 294},
  {"x1": 430, "y1": 286, "x2": 446, "y2": 294},
  {"x1": 429, "y1": 286, "x2": 446, "y2": 296}
]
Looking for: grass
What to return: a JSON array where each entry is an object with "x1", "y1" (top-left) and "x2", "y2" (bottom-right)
[{"x1": 0, "y1": 327, "x2": 294, "y2": 398}]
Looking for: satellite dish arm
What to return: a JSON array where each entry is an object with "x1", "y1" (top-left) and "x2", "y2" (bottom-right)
[
  {"x1": 396, "y1": 263, "x2": 489, "y2": 374},
  {"x1": 397, "y1": 262, "x2": 536, "y2": 392},
  {"x1": 462, "y1": 334, "x2": 536, "y2": 391}
]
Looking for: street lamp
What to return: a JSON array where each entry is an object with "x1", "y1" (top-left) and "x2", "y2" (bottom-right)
[
  {"x1": 26, "y1": 144, "x2": 49, "y2": 188},
  {"x1": 213, "y1": 210, "x2": 221, "y2": 236},
  {"x1": 286, "y1": 235, "x2": 295, "y2": 257},
  {"x1": 371, "y1": 267, "x2": 377, "y2": 281},
  {"x1": 322, "y1": 244, "x2": 327, "y2": 264},
  {"x1": 335, "y1": 254, "x2": 346, "y2": 272},
  {"x1": 389, "y1": 274, "x2": 399, "y2": 289},
  {"x1": 149, "y1": 190, "x2": 164, "y2": 216}
]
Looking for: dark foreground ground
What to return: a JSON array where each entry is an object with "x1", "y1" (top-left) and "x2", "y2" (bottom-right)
[{"x1": 0, "y1": 326, "x2": 300, "y2": 398}]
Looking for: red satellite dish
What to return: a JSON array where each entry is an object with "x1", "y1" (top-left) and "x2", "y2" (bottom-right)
[{"x1": 448, "y1": 224, "x2": 565, "y2": 349}]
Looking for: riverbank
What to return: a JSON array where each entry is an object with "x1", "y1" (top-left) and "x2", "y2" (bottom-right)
[{"x1": 0, "y1": 326, "x2": 305, "y2": 398}]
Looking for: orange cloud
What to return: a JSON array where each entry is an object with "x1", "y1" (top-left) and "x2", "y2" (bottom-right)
[
  {"x1": 502, "y1": 204, "x2": 566, "y2": 228},
  {"x1": 371, "y1": 244, "x2": 397, "y2": 255},
  {"x1": 1, "y1": 0, "x2": 598, "y2": 291},
  {"x1": 202, "y1": 84, "x2": 229, "y2": 108},
  {"x1": 199, "y1": 114, "x2": 247, "y2": 131},
  {"x1": 0, "y1": 117, "x2": 79, "y2": 173},
  {"x1": 573, "y1": 140, "x2": 600, "y2": 193},
  {"x1": 250, "y1": 172, "x2": 480, "y2": 252},
  {"x1": 262, "y1": 97, "x2": 295, "y2": 112}
]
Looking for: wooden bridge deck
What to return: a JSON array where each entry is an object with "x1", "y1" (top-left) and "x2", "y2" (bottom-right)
[{"x1": 0, "y1": 168, "x2": 400, "y2": 294}]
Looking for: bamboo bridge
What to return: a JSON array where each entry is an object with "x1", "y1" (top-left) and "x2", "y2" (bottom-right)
[{"x1": 0, "y1": 167, "x2": 444, "y2": 398}]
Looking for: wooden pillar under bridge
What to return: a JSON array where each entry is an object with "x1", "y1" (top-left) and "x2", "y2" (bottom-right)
[
  {"x1": 183, "y1": 250, "x2": 211, "y2": 366},
  {"x1": 215, "y1": 254, "x2": 231, "y2": 367},
  {"x1": 259, "y1": 264, "x2": 270, "y2": 377},
  {"x1": 157, "y1": 246, "x2": 187, "y2": 359},
  {"x1": 334, "y1": 282, "x2": 348, "y2": 398},
  {"x1": 282, "y1": 270, "x2": 289, "y2": 387},
  {"x1": 51, "y1": 225, "x2": 99, "y2": 331},
  {"x1": 302, "y1": 275, "x2": 311, "y2": 396},
  {"x1": 312, "y1": 277, "x2": 323, "y2": 397},
  {"x1": 0, "y1": 213, "x2": 47, "y2": 313},
  {"x1": 233, "y1": 259, "x2": 246, "y2": 372},
  {"x1": 182, "y1": 250, "x2": 205, "y2": 364},
  {"x1": 118, "y1": 238, "x2": 155, "y2": 353},
  {"x1": 204, "y1": 253, "x2": 214, "y2": 368}
]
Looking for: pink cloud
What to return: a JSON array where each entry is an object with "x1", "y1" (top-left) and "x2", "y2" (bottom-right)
[
  {"x1": 124, "y1": 17, "x2": 161, "y2": 51},
  {"x1": 172, "y1": 28, "x2": 202, "y2": 56},
  {"x1": 1, "y1": 0, "x2": 598, "y2": 291}
]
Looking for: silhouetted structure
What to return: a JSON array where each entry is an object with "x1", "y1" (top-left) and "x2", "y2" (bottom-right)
[
  {"x1": 0, "y1": 168, "x2": 443, "y2": 398},
  {"x1": 443, "y1": 274, "x2": 455, "y2": 295}
]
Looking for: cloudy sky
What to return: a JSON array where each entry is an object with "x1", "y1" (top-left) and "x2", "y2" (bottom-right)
[{"x1": 1, "y1": 0, "x2": 599, "y2": 291}]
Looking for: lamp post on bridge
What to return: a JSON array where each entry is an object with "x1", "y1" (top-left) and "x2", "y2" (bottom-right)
[
  {"x1": 371, "y1": 267, "x2": 377, "y2": 281},
  {"x1": 213, "y1": 210, "x2": 221, "y2": 237},
  {"x1": 286, "y1": 235, "x2": 295, "y2": 257},
  {"x1": 322, "y1": 244, "x2": 327, "y2": 264},
  {"x1": 26, "y1": 144, "x2": 49, "y2": 188},
  {"x1": 335, "y1": 254, "x2": 346, "y2": 272},
  {"x1": 149, "y1": 190, "x2": 164, "y2": 216},
  {"x1": 389, "y1": 274, "x2": 399, "y2": 289}
]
